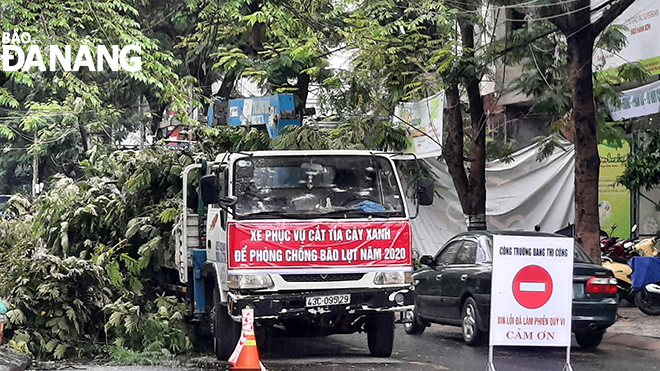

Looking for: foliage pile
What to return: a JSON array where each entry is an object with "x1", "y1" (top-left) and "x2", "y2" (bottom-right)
[
  {"x1": 0, "y1": 146, "x2": 195, "y2": 360},
  {"x1": 0, "y1": 120, "x2": 411, "y2": 360}
]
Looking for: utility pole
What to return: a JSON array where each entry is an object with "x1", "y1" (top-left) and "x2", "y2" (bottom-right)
[
  {"x1": 32, "y1": 131, "x2": 38, "y2": 198},
  {"x1": 139, "y1": 96, "x2": 145, "y2": 150}
]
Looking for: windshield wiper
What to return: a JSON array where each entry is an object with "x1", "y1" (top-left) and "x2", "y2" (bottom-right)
[
  {"x1": 317, "y1": 208, "x2": 397, "y2": 218},
  {"x1": 239, "y1": 210, "x2": 303, "y2": 219}
]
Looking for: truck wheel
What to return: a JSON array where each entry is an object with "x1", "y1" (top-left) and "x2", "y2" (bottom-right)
[
  {"x1": 367, "y1": 312, "x2": 395, "y2": 357},
  {"x1": 211, "y1": 296, "x2": 241, "y2": 360},
  {"x1": 403, "y1": 309, "x2": 426, "y2": 335},
  {"x1": 575, "y1": 331, "x2": 603, "y2": 349},
  {"x1": 461, "y1": 297, "x2": 484, "y2": 346}
]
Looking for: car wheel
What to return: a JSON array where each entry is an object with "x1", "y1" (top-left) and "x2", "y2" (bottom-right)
[
  {"x1": 403, "y1": 309, "x2": 426, "y2": 335},
  {"x1": 634, "y1": 289, "x2": 660, "y2": 315},
  {"x1": 367, "y1": 312, "x2": 395, "y2": 357},
  {"x1": 575, "y1": 331, "x2": 604, "y2": 349},
  {"x1": 211, "y1": 289, "x2": 241, "y2": 360},
  {"x1": 461, "y1": 297, "x2": 484, "y2": 346}
]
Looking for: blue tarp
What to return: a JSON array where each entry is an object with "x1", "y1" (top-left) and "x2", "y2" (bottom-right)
[
  {"x1": 354, "y1": 200, "x2": 386, "y2": 213},
  {"x1": 629, "y1": 256, "x2": 660, "y2": 291}
]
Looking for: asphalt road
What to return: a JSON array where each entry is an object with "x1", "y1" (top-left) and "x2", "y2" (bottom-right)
[
  {"x1": 34, "y1": 307, "x2": 660, "y2": 371},
  {"x1": 247, "y1": 324, "x2": 660, "y2": 371}
]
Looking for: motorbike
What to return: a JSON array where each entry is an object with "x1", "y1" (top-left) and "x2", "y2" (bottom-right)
[
  {"x1": 602, "y1": 257, "x2": 635, "y2": 303},
  {"x1": 600, "y1": 224, "x2": 640, "y2": 261},
  {"x1": 624, "y1": 235, "x2": 660, "y2": 315},
  {"x1": 602, "y1": 226, "x2": 656, "y2": 305}
]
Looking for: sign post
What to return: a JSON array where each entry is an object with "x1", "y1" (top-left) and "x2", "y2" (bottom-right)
[{"x1": 488, "y1": 235, "x2": 574, "y2": 371}]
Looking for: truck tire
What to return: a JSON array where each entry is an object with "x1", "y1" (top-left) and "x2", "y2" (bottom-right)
[
  {"x1": 211, "y1": 293, "x2": 241, "y2": 360},
  {"x1": 367, "y1": 312, "x2": 395, "y2": 357}
]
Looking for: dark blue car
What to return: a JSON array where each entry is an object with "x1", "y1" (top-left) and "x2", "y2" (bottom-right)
[{"x1": 405, "y1": 231, "x2": 618, "y2": 349}]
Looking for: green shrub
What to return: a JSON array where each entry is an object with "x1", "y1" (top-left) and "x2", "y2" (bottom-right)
[
  {"x1": 104, "y1": 294, "x2": 192, "y2": 354},
  {"x1": 3, "y1": 248, "x2": 109, "y2": 359}
]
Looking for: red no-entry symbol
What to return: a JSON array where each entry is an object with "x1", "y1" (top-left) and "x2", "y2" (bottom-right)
[{"x1": 512, "y1": 265, "x2": 553, "y2": 309}]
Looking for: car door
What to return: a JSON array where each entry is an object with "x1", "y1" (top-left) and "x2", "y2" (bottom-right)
[
  {"x1": 415, "y1": 239, "x2": 463, "y2": 320},
  {"x1": 436, "y1": 237, "x2": 482, "y2": 321}
]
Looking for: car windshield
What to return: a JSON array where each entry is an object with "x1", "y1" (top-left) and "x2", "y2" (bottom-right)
[{"x1": 233, "y1": 155, "x2": 405, "y2": 218}]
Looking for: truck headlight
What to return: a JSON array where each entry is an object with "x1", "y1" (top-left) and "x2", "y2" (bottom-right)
[
  {"x1": 373, "y1": 271, "x2": 406, "y2": 285},
  {"x1": 228, "y1": 274, "x2": 274, "y2": 289}
]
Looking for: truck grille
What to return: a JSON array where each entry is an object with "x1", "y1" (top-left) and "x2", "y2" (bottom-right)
[{"x1": 280, "y1": 273, "x2": 365, "y2": 282}]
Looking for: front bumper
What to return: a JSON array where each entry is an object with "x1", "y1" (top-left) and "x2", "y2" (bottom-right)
[{"x1": 227, "y1": 286, "x2": 415, "y2": 320}]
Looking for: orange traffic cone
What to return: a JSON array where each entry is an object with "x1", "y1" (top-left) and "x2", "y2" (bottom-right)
[
  {"x1": 230, "y1": 331, "x2": 263, "y2": 370},
  {"x1": 229, "y1": 307, "x2": 266, "y2": 371}
]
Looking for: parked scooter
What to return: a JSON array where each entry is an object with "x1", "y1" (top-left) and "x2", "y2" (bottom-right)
[
  {"x1": 601, "y1": 224, "x2": 639, "y2": 261},
  {"x1": 602, "y1": 226, "x2": 654, "y2": 304},
  {"x1": 602, "y1": 257, "x2": 634, "y2": 303},
  {"x1": 624, "y1": 235, "x2": 660, "y2": 315},
  {"x1": 601, "y1": 224, "x2": 645, "y2": 303}
]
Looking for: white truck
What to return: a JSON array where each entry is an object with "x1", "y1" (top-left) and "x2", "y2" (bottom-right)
[{"x1": 174, "y1": 150, "x2": 433, "y2": 359}]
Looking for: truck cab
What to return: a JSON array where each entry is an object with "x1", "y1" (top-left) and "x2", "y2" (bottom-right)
[{"x1": 175, "y1": 150, "x2": 433, "y2": 359}]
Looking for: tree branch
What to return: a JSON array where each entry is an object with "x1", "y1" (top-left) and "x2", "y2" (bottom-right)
[{"x1": 593, "y1": 0, "x2": 636, "y2": 35}]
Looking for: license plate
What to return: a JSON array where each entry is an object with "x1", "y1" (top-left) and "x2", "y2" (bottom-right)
[
  {"x1": 573, "y1": 283, "x2": 584, "y2": 299},
  {"x1": 305, "y1": 294, "x2": 351, "y2": 307}
]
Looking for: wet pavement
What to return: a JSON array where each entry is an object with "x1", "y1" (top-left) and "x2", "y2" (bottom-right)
[
  {"x1": 23, "y1": 303, "x2": 660, "y2": 371},
  {"x1": 609, "y1": 303, "x2": 660, "y2": 339}
]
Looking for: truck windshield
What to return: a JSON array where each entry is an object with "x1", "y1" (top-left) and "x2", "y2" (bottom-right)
[{"x1": 233, "y1": 155, "x2": 405, "y2": 218}]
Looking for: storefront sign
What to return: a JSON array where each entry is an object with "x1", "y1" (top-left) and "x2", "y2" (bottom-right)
[
  {"x1": 393, "y1": 92, "x2": 443, "y2": 158},
  {"x1": 607, "y1": 80, "x2": 660, "y2": 121},
  {"x1": 599, "y1": 141, "x2": 630, "y2": 238},
  {"x1": 593, "y1": 0, "x2": 660, "y2": 76},
  {"x1": 490, "y1": 235, "x2": 574, "y2": 347},
  {"x1": 228, "y1": 220, "x2": 412, "y2": 273}
]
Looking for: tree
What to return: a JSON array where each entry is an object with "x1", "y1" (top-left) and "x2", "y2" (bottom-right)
[
  {"x1": 529, "y1": 0, "x2": 636, "y2": 261},
  {"x1": 0, "y1": 0, "x2": 195, "y2": 194},
  {"x1": 185, "y1": 0, "x2": 344, "y2": 116},
  {"x1": 618, "y1": 131, "x2": 660, "y2": 192},
  {"x1": 442, "y1": 0, "x2": 489, "y2": 230}
]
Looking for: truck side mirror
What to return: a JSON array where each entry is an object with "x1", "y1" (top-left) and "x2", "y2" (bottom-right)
[
  {"x1": 200, "y1": 174, "x2": 221, "y2": 205},
  {"x1": 419, "y1": 255, "x2": 434, "y2": 266},
  {"x1": 418, "y1": 178, "x2": 434, "y2": 206},
  {"x1": 220, "y1": 195, "x2": 238, "y2": 206}
]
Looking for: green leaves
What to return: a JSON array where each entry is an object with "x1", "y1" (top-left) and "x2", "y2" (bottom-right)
[
  {"x1": 104, "y1": 293, "x2": 192, "y2": 355},
  {"x1": 2, "y1": 248, "x2": 109, "y2": 359},
  {"x1": 619, "y1": 132, "x2": 660, "y2": 191},
  {"x1": 272, "y1": 118, "x2": 410, "y2": 151}
]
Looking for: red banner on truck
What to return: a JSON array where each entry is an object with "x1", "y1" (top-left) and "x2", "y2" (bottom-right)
[{"x1": 228, "y1": 220, "x2": 412, "y2": 273}]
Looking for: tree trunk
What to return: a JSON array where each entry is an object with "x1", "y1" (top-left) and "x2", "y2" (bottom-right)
[
  {"x1": 218, "y1": 71, "x2": 237, "y2": 101},
  {"x1": 567, "y1": 30, "x2": 601, "y2": 263},
  {"x1": 295, "y1": 73, "x2": 310, "y2": 119},
  {"x1": 79, "y1": 124, "x2": 91, "y2": 153},
  {"x1": 146, "y1": 93, "x2": 168, "y2": 138},
  {"x1": 459, "y1": 16, "x2": 487, "y2": 230},
  {"x1": 443, "y1": 84, "x2": 471, "y2": 213}
]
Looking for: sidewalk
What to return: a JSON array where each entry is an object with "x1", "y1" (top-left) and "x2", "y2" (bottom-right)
[{"x1": 604, "y1": 304, "x2": 660, "y2": 351}]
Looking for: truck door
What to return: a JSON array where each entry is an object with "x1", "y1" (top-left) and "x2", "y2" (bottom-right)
[{"x1": 206, "y1": 168, "x2": 229, "y2": 291}]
